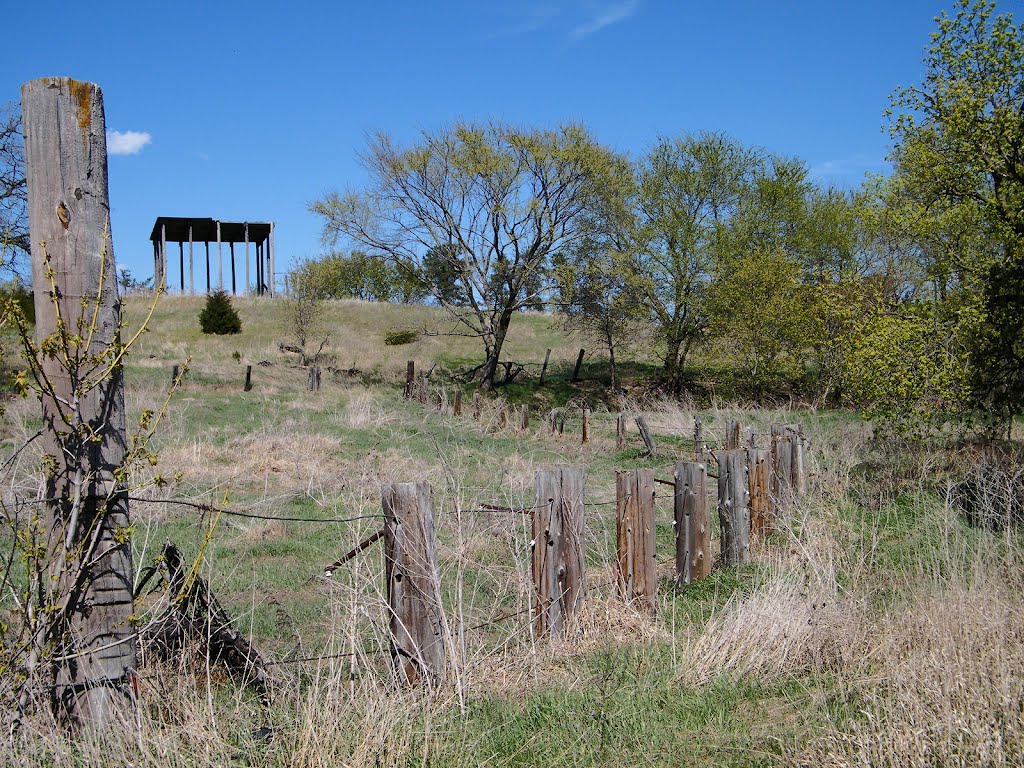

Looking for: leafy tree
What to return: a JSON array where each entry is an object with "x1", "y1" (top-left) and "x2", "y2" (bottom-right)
[
  {"x1": 554, "y1": 242, "x2": 647, "y2": 391},
  {"x1": 889, "y1": 0, "x2": 1024, "y2": 432},
  {"x1": 630, "y1": 133, "x2": 759, "y2": 388},
  {"x1": 293, "y1": 251, "x2": 418, "y2": 303},
  {"x1": 199, "y1": 289, "x2": 242, "y2": 335},
  {"x1": 706, "y1": 246, "x2": 815, "y2": 379},
  {"x1": 311, "y1": 121, "x2": 627, "y2": 389}
]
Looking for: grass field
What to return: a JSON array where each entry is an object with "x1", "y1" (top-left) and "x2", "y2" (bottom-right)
[{"x1": 0, "y1": 293, "x2": 1021, "y2": 767}]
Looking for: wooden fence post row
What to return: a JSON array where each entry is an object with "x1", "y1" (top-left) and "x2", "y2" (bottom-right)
[
  {"x1": 382, "y1": 482, "x2": 447, "y2": 686},
  {"x1": 615, "y1": 469, "x2": 657, "y2": 612},
  {"x1": 533, "y1": 467, "x2": 586, "y2": 637}
]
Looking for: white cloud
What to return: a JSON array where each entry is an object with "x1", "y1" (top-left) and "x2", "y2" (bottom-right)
[
  {"x1": 106, "y1": 130, "x2": 152, "y2": 156},
  {"x1": 570, "y1": 0, "x2": 639, "y2": 40}
]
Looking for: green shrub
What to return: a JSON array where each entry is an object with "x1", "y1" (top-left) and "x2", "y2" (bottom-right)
[
  {"x1": 199, "y1": 290, "x2": 242, "y2": 335},
  {"x1": 0, "y1": 281, "x2": 34, "y2": 325},
  {"x1": 383, "y1": 328, "x2": 419, "y2": 346}
]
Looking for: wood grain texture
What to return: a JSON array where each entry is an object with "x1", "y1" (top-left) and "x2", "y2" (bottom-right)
[
  {"x1": 383, "y1": 482, "x2": 447, "y2": 686},
  {"x1": 717, "y1": 450, "x2": 751, "y2": 566},
  {"x1": 533, "y1": 467, "x2": 586, "y2": 636},
  {"x1": 615, "y1": 469, "x2": 657, "y2": 612},
  {"x1": 674, "y1": 461, "x2": 709, "y2": 585},
  {"x1": 22, "y1": 77, "x2": 135, "y2": 725}
]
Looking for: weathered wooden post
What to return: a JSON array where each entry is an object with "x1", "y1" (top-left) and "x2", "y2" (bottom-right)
[
  {"x1": 581, "y1": 407, "x2": 591, "y2": 444},
  {"x1": 472, "y1": 392, "x2": 482, "y2": 420},
  {"x1": 520, "y1": 404, "x2": 530, "y2": 431},
  {"x1": 724, "y1": 418, "x2": 741, "y2": 450},
  {"x1": 615, "y1": 469, "x2": 657, "y2": 612},
  {"x1": 243, "y1": 364, "x2": 252, "y2": 392},
  {"x1": 717, "y1": 450, "x2": 750, "y2": 566},
  {"x1": 453, "y1": 389, "x2": 462, "y2": 417},
  {"x1": 694, "y1": 416, "x2": 705, "y2": 458},
  {"x1": 616, "y1": 413, "x2": 626, "y2": 450},
  {"x1": 171, "y1": 364, "x2": 180, "y2": 388},
  {"x1": 772, "y1": 424, "x2": 806, "y2": 510},
  {"x1": 539, "y1": 348, "x2": 551, "y2": 386},
  {"x1": 22, "y1": 77, "x2": 136, "y2": 724},
  {"x1": 382, "y1": 482, "x2": 447, "y2": 686},
  {"x1": 745, "y1": 426, "x2": 757, "y2": 448},
  {"x1": 674, "y1": 461, "x2": 710, "y2": 585},
  {"x1": 404, "y1": 360, "x2": 415, "y2": 399},
  {"x1": 635, "y1": 415, "x2": 657, "y2": 456},
  {"x1": 572, "y1": 348, "x2": 585, "y2": 382},
  {"x1": 533, "y1": 467, "x2": 586, "y2": 636},
  {"x1": 308, "y1": 366, "x2": 321, "y2": 392},
  {"x1": 497, "y1": 399, "x2": 508, "y2": 429},
  {"x1": 748, "y1": 448, "x2": 771, "y2": 538}
]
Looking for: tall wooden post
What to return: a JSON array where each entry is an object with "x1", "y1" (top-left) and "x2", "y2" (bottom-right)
[
  {"x1": 615, "y1": 469, "x2": 657, "y2": 612},
  {"x1": 382, "y1": 482, "x2": 447, "y2": 686},
  {"x1": 748, "y1": 448, "x2": 771, "y2": 538},
  {"x1": 772, "y1": 424, "x2": 806, "y2": 511},
  {"x1": 188, "y1": 224, "x2": 194, "y2": 294},
  {"x1": 269, "y1": 221, "x2": 276, "y2": 297},
  {"x1": 616, "y1": 413, "x2": 626, "y2": 450},
  {"x1": 533, "y1": 467, "x2": 586, "y2": 636},
  {"x1": 674, "y1": 461, "x2": 709, "y2": 586},
  {"x1": 22, "y1": 77, "x2": 136, "y2": 725},
  {"x1": 539, "y1": 348, "x2": 551, "y2": 385},
  {"x1": 159, "y1": 222, "x2": 167, "y2": 291},
  {"x1": 178, "y1": 240, "x2": 184, "y2": 293},
  {"x1": 717, "y1": 450, "x2": 750, "y2": 566},
  {"x1": 205, "y1": 241, "x2": 210, "y2": 293},
  {"x1": 229, "y1": 241, "x2": 236, "y2": 294}
]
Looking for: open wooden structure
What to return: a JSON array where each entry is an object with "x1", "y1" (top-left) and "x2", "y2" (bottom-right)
[{"x1": 149, "y1": 217, "x2": 275, "y2": 296}]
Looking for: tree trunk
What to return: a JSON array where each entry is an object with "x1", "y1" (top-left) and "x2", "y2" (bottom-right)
[{"x1": 22, "y1": 77, "x2": 136, "y2": 726}]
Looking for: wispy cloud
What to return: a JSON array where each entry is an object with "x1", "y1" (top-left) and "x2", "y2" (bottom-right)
[
  {"x1": 810, "y1": 153, "x2": 888, "y2": 184},
  {"x1": 569, "y1": 0, "x2": 639, "y2": 40},
  {"x1": 106, "y1": 130, "x2": 151, "y2": 156}
]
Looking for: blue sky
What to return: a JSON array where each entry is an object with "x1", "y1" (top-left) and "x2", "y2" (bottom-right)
[{"x1": 5, "y1": 0, "x2": 953, "y2": 288}]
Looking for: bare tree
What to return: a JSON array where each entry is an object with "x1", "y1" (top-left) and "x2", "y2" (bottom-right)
[
  {"x1": 312, "y1": 122, "x2": 627, "y2": 390},
  {"x1": 0, "y1": 102, "x2": 27, "y2": 275}
]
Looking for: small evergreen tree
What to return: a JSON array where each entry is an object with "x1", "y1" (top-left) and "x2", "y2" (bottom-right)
[{"x1": 199, "y1": 289, "x2": 242, "y2": 335}]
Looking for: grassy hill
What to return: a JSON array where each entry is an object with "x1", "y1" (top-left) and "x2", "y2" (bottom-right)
[{"x1": 1, "y1": 293, "x2": 1021, "y2": 767}]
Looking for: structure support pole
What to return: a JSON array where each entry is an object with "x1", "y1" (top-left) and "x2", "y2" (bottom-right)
[
  {"x1": 216, "y1": 220, "x2": 223, "y2": 291},
  {"x1": 188, "y1": 224, "x2": 194, "y2": 295},
  {"x1": 269, "y1": 221, "x2": 275, "y2": 297},
  {"x1": 244, "y1": 223, "x2": 250, "y2": 294}
]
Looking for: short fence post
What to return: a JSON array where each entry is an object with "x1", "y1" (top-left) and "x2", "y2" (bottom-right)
[
  {"x1": 539, "y1": 348, "x2": 551, "y2": 386},
  {"x1": 581, "y1": 407, "x2": 590, "y2": 444},
  {"x1": 497, "y1": 399, "x2": 508, "y2": 429},
  {"x1": 616, "y1": 413, "x2": 626, "y2": 450},
  {"x1": 520, "y1": 404, "x2": 530, "y2": 431},
  {"x1": 382, "y1": 481, "x2": 447, "y2": 686},
  {"x1": 453, "y1": 389, "x2": 462, "y2": 417},
  {"x1": 472, "y1": 393, "x2": 482, "y2": 421},
  {"x1": 724, "y1": 418, "x2": 741, "y2": 450},
  {"x1": 243, "y1": 365, "x2": 252, "y2": 392},
  {"x1": 674, "y1": 461, "x2": 710, "y2": 586},
  {"x1": 572, "y1": 348, "x2": 585, "y2": 382},
  {"x1": 717, "y1": 450, "x2": 750, "y2": 566},
  {"x1": 635, "y1": 415, "x2": 657, "y2": 456},
  {"x1": 694, "y1": 416, "x2": 704, "y2": 459},
  {"x1": 308, "y1": 366, "x2": 321, "y2": 392},
  {"x1": 172, "y1": 364, "x2": 180, "y2": 387},
  {"x1": 533, "y1": 467, "x2": 586, "y2": 636},
  {"x1": 405, "y1": 361, "x2": 415, "y2": 400},
  {"x1": 748, "y1": 448, "x2": 771, "y2": 538},
  {"x1": 615, "y1": 469, "x2": 657, "y2": 612},
  {"x1": 745, "y1": 426, "x2": 756, "y2": 448}
]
